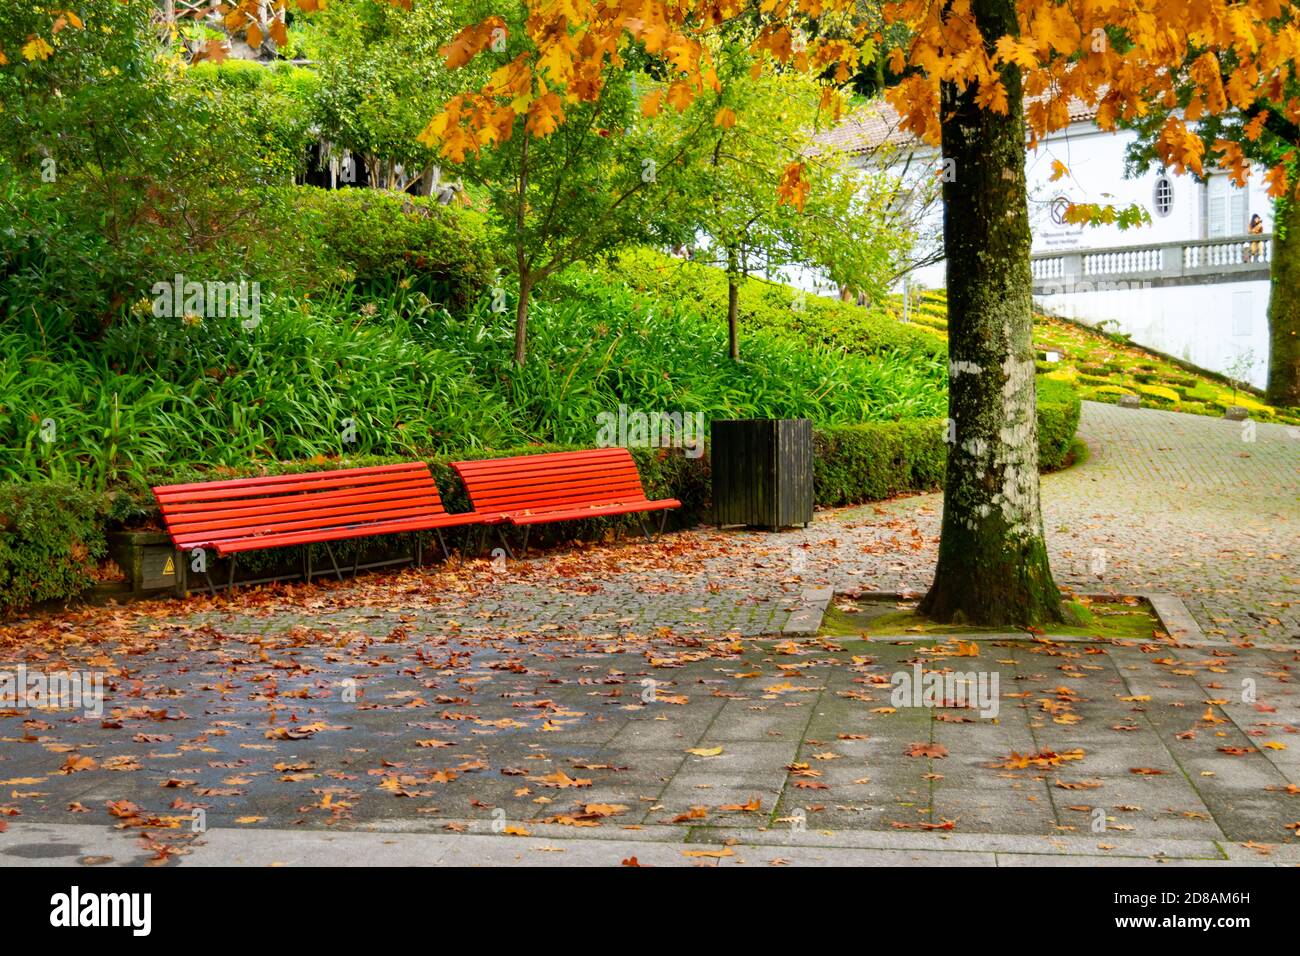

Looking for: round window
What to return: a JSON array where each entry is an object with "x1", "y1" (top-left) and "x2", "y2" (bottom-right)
[{"x1": 1153, "y1": 174, "x2": 1174, "y2": 217}]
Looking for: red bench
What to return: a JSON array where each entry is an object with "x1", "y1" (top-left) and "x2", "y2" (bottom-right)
[
  {"x1": 451, "y1": 448, "x2": 680, "y2": 556},
  {"x1": 153, "y1": 462, "x2": 481, "y2": 592}
]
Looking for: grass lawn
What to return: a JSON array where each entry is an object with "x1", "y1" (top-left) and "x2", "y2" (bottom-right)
[
  {"x1": 881, "y1": 288, "x2": 1300, "y2": 425},
  {"x1": 819, "y1": 595, "x2": 1161, "y2": 640}
]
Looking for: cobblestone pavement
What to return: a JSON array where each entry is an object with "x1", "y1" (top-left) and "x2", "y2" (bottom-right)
[
  {"x1": 702, "y1": 400, "x2": 1299, "y2": 643},
  {"x1": 2, "y1": 627, "x2": 1298, "y2": 865},
  {"x1": 124, "y1": 402, "x2": 1297, "y2": 646}
]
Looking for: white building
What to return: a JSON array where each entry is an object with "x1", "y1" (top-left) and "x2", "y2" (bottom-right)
[{"x1": 823, "y1": 102, "x2": 1274, "y2": 387}]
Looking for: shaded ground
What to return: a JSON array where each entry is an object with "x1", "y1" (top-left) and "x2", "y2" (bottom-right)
[{"x1": 0, "y1": 402, "x2": 1296, "y2": 865}]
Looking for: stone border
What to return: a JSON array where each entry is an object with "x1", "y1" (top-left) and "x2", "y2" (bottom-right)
[
  {"x1": 781, "y1": 587, "x2": 833, "y2": 634},
  {"x1": 5, "y1": 821, "x2": 1290, "y2": 867},
  {"x1": 773, "y1": 588, "x2": 1232, "y2": 647}
]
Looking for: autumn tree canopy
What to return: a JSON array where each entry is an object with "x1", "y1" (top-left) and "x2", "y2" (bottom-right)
[{"x1": 419, "y1": 0, "x2": 1299, "y2": 207}]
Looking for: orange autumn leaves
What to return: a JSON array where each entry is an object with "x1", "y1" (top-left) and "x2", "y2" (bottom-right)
[
  {"x1": 418, "y1": 0, "x2": 1299, "y2": 203},
  {"x1": 884, "y1": 0, "x2": 1300, "y2": 197}
]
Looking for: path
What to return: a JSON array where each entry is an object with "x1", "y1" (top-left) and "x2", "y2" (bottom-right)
[{"x1": 0, "y1": 402, "x2": 1296, "y2": 867}]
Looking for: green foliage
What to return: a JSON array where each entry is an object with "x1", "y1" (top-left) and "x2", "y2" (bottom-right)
[
  {"x1": 813, "y1": 381, "x2": 1081, "y2": 508},
  {"x1": 0, "y1": 296, "x2": 519, "y2": 490},
  {"x1": 1, "y1": 265, "x2": 949, "y2": 490},
  {"x1": 302, "y1": 0, "x2": 468, "y2": 185},
  {"x1": 1036, "y1": 377, "x2": 1082, "y2": 470},
  {"x1": 0, "y1": 13, "x2": 315, "y2": 338},
  {"x1": 0, "y1": 482, "x2": 106, "y2": 615},
  {"x1": 665, "y1": 60, "x2": 911, "y2": 311},
  {"x1": 286, "y1": 187, "x2": 497, "y2": 306},
  {"x1": 813, "y1": 419, "x2": 947, "y2": 506},
  {"x1": 182, "y1": 60, "x2": 321, "y2": 182},
  {"x1": 582, "y1": 248, "x2": 947, "y2": 358}
]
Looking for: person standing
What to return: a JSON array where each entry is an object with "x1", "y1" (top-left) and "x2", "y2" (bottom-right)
[{"x1": 1248, "y1": 213, "x2": 1265, "y2": 262}]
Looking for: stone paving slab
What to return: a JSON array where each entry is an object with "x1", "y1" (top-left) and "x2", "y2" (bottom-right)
[
  {"x1": 2, "y1": 623, "x2": 1297, "y2": 865},
  {"x1": 0, "y1": 402, "x2": 1295, "y2": 866},
  {"x1": 6, "y1": 821, "x2": 1297, "y2": 867}
]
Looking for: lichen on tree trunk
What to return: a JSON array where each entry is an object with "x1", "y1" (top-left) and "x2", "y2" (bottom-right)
[
  {"x1": 917, "y1": 0, "x2": 1067, "y2": 627},
  {"x1": 1266, "y1": 197, "x2": 1300, "y2": 408}
]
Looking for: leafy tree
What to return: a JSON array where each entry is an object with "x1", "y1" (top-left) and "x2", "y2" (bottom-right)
[
  {"x1": 419, "y1": 9, "x2": 712, "y2": 365},
  {"x1": 423, "y1": 0, "x2": 1298, "y2": 625},
  {"x1": 0, "y1": 1, "x2": 306, "y2": 334},
  {"x1": 671, "y1": 56, "x2": 914, "y2": 359},
  {"x1": 302, "y1": 0, "x2": 470, "y2": 192}
]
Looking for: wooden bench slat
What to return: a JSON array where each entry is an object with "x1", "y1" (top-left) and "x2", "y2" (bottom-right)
[
  {"x1": 169, "y1": 501, "x2": 446, "y2": 542},
  {"x1": 153, "y1": 463, "x2": 481, "y2": 562},
  {"x1": 155, "y1": 468, "x2": 433, "y2": 504},
  {"x1": 451, "y1": 447, "x2": 679, "y2": 533},
  {"x1": 163, "y1": 482, "x2": 442, "y2": 527},
  {"x1": 508, "y1": 498, "x2": 681, "y2": 525},
  {"x1": 153, "y1": 461, "x2": 427, "y2": 495},
  {"x1": 210, "y1": 513, "x2": 481, "y2": 553},
  {"x1": 473, "y1": 489, "x2": 650, "y2": 512}
]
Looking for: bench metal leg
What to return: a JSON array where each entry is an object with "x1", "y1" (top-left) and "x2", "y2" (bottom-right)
[
  {"x1": 495, "y1": 525, "x2": 515, "y2": 560},
  {"x1": 435, "y1": 528, "x2": 449, "y2": 561},
  {"x1": 203, "y1": 568, "x2": 217, "y2": 597},
  {"x1": 637, "y1": 512, "x2": 669, "y2": 543},
  {"x1": 416, "y1": 537, "x2": 423, "y2": 569},
  {"x1": 519, "y1": 526, "x2": 530, "y2": 559},
  {"x1": 227, "y1": 555, "x2": 238, "y2": 592},
  {"x1": 324, "y1": 542, "x2": 344, "y2": 581}
]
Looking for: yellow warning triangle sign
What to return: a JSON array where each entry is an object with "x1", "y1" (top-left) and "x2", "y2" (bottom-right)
[{"x1": 163, "y1": 555, "x2": 175, "y2": 575}]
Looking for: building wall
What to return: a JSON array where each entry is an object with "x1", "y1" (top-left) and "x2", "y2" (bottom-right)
[
  {"x1": 1027, "y1": 122, "x2": 1271, "y2": 251},
  {"x1": 1038, "y1": 279, "x2": 1272, "y2": 388},
  {"x1": 841, "y1": 121, "x2": 1275, "y2": 388}
]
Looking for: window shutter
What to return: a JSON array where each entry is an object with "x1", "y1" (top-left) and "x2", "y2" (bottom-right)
[{"x1": 1207, "y1": 176, "x2": 1227, "y2": 237}]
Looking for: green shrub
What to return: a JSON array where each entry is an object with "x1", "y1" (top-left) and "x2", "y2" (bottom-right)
[
  {"x1": 1037, "y1": 378, "x2": 1082, "y2": 471},
  {"x1": 813, "y1": 381, "x2": 1081, "y2": 506},
  {"x1": 813, "y1": 419, "x2": 947, "y2": 506},
  {"x1": 284, "y1": 187, "x2": 497, "y2": 309},
  {"x1": 0, "y1": 483, "x2": 106, "y2": 615},
  {"x1": 1077, "y1": 372, "x2": 1113, "y2": 387},
  {"x1": 183, "y1": 62, "x2": 320, "y2": 182}
]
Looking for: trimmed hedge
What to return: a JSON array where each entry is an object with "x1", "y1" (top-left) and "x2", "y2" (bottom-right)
[
  {"x1": 813, "y1": 419, "x2": 947, "y2": 507},
  {"x1": 0, "y1": 483, "x2": 106, "y2": 616},
  {"x1": 183, "y1": 61, "x2": 321, "y2": 183},
  {"x1": 1036, "y1": 378, "x2": 1083, "y2": 472},
  {"x1": 813, "y1": 380, "x2": 1082, "y2": 508}
]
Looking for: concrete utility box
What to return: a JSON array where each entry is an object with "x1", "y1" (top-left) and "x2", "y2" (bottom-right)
[
  {"x1": 106, "y1": 531, "x2": 185, "y2": 596},
  {"x1": 710, "y1": 418, "x2": 814, "y2": 530}
]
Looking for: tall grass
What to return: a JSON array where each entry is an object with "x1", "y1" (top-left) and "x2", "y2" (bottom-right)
[{"x1": 0, "y1": 276, "x2": 946, "y2": 489}]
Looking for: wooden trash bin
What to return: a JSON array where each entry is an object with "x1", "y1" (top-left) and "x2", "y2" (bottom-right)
[{"x1": 710, "y1": 418, "x2": 813, "y2": 530}]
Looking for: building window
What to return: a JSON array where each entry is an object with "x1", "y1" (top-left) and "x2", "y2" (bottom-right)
[
  {"x1": 1153, "y1": 174, "x2": 1174, "y2": 217},
  {"x1": 1206, "y1": 174, "x2": 1248, "y2": 237}
]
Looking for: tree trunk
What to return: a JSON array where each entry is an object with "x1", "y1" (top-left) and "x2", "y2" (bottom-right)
[
  {"x1": 1266, "y1": 198, "x2": 1300, "y2": 407},
  {"x1": 918, "y1": 0, "x2": 1067, "y2": 627},
  {"x1": 513, "y1": 275, "x2": 531, "y2": 367},
  {"x1": 726, "y1": 258, "x2": 740, "y2": 361}
]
